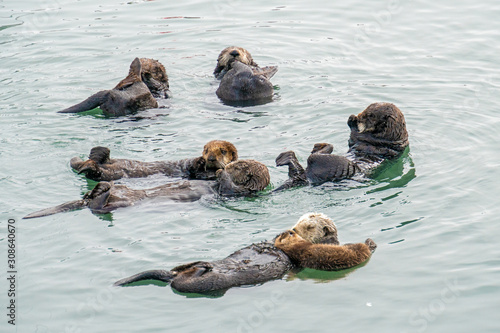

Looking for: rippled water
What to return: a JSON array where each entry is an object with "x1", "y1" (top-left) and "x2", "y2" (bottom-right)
[{"x1": 1, "y1": 0, "x2": 499, "y2": 332}]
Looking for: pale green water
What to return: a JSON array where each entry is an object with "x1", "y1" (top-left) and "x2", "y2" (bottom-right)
[{"x1": 1, "y1": 0, "x2": 500, "y2": 332}]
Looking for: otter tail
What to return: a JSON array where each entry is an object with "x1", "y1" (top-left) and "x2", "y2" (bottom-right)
[
  {"x1": 23, "y1": 200, "x2": 86, "y2": 219},
  {"x1": 58, "y1": 90, "x2": 108, "y2": 113},
  {"x1": 114, "y1": 270, "x2": 175, "y2": 286}
]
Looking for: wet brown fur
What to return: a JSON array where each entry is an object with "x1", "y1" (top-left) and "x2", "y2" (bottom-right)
[{"x1": 275, "y1": 230, "x2": 376, "y2": 271}]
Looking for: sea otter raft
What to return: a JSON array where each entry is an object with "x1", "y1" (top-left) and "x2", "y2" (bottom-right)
[{"x1": 275, "y1": 102, "x2": 409, "y2": 190}]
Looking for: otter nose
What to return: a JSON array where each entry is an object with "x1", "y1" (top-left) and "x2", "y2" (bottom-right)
[
  {"x1": 230, "y1": 50, "x2": 240, "y2": 57},
  {"x1": 208, "y1": 155, "x2": 217, "y2": 162}
]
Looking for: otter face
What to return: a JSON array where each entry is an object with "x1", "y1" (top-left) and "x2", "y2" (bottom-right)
[
  {"x1": 274, "y1": 230, "x2": 305, "y2": 249},
  {"x1": 202, "y1": 140, "x2": 238, "y2": 170},
  {"x1": 217, "y1": 159, "x2": 270, "y2": 192},
  {"x1": 347, "y1": 102, "x2": 408, "y2": 142},
  {"x1": 292, "y1": 212, "x2": 339, "y2": 245},
  {"x1": 214, "y1": 46, "x2": 256, "y2": 79},
  {"x1": 139, "y1": 58, "x2": 171, "y2": 99}
]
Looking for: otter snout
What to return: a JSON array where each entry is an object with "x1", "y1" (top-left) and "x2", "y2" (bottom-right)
[
  {"x1": 230, "y1": 50, "x2": 240, "y2": 57},
  {"x1": 347, "y1": 114, "x2": 358, "y2": 130}
]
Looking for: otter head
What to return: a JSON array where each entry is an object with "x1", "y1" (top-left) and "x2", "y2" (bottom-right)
[
  {"x1": 201, "y1": 140, "x2": 238, "y2": 170},
  {"x1": 215, "y1": 159, "x2": 270, "y2": 196},
  {"x1": 214, "y1": 46, "x2": 257, "y2": 79},
  {"x1": 139, "y1": 58, "x2": 171, "y2": 99},
  {"x1": 347, "y1": 102, "x2": 409, "y2": 157},
  {"x1": 274, "y1": 230, "x2": 307, "y2": 250},
  {"x1": 348, "y1": 102, "x2": 408, "y2": 142},
  {"x1": 88, "y1": 146, "x2": 111, "y2": 164},
  {"x1": 292, "y1": 212, "x2": 339, "y2": 245}
]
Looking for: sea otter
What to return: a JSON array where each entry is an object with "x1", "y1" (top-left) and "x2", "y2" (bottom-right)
[
  {"x1": 69, "y1": 140, "x2": 238, "y2": 182},
  {"x1": 275, "y1": 103, "x2": 409, "y2": 190},
  {"x1": 216, "y1": 59, "x2": 277, "y2": 103},
  {"x1": 58, "y1": 58, "x2": 171, "y2": 117},
  {"x1": 275, "y1": 230, "x2": 376, "y2": 271},
  {"x1": 113, "y1": 213, "x2": 340, "y2": 293},
  {"x1": 23, "y1": 159, "x2": 269, "y2": 219}
]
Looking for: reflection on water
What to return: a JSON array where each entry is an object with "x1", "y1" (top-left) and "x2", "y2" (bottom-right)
[
  {"x1": 367, "y1": 148, "x2": 416, "y2": 194},
  {"x1": 381, "y1": 217, "x2": 422, "y2": 232}
]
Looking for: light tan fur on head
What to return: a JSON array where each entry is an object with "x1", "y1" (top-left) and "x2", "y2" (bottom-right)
[
  {"x1": 216, "y1": 46, "x2": 256, "y2": 69},
  {"x1": 292, "y1": 212, "x2": 339, "y2": 245},
  {"x1": 201, "y1": 140, "x2": 238, "y2": 170},
  {"x1": 221, "y1": 159, "x2": 270, "y2": 192}
]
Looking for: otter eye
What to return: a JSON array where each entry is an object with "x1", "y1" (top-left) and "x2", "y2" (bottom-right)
[
  {"x1": 288, "y1": 231, "x2": 294, "y2": 236},
  {"x1": 220, "y1": 149, "x2": 227, "y2": 155}
]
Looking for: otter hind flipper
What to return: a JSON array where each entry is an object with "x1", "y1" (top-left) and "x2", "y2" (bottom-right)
[
  {"x1": 23, "y1": 199, "x2": 86, "y2": 219},
  {"x1": 114, "y1": 269, "x2": 175, "y2": 286},
  {"x1": 58, "y1": 90, "x2": 109, "y2": 114}
]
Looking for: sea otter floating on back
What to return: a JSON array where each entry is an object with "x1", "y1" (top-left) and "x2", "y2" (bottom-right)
[
  {"x1": 214, "y1": 46, "x2": 278, "y2": 104},
  {"x1": 275, "y1": 102, "x2": 409, "y2": 190}
]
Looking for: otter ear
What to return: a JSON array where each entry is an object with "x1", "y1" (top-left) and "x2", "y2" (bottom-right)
[
  {"x1": 130, "y1": 58, "x2": 142, "y2": 78},
  {"x1": 231, "y1": 149, "x2": 238, "y2": 162}
]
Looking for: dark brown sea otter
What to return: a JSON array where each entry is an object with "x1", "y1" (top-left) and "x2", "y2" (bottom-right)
[
  {"x1": 58, "y1": 58, "x2": 170, "y2": 117},
  {"x1": 23, "y1": 159, "x2": 269, "y2": 219},
  {"x1": 275, "y1": 103, "x2": 409, "y2": 190},
  {"x1": 69, "y1": 140, "x2": 238, "y2": 182},
  {"x1": 113, "y1": 213, "x2": 340, "y2": 294},
  {"x1": 216, "y1": 59, "x2": 277, "y2": 103},
  {"x1": 274, "y1": 230, "x2": 376, "y2": 271}
]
